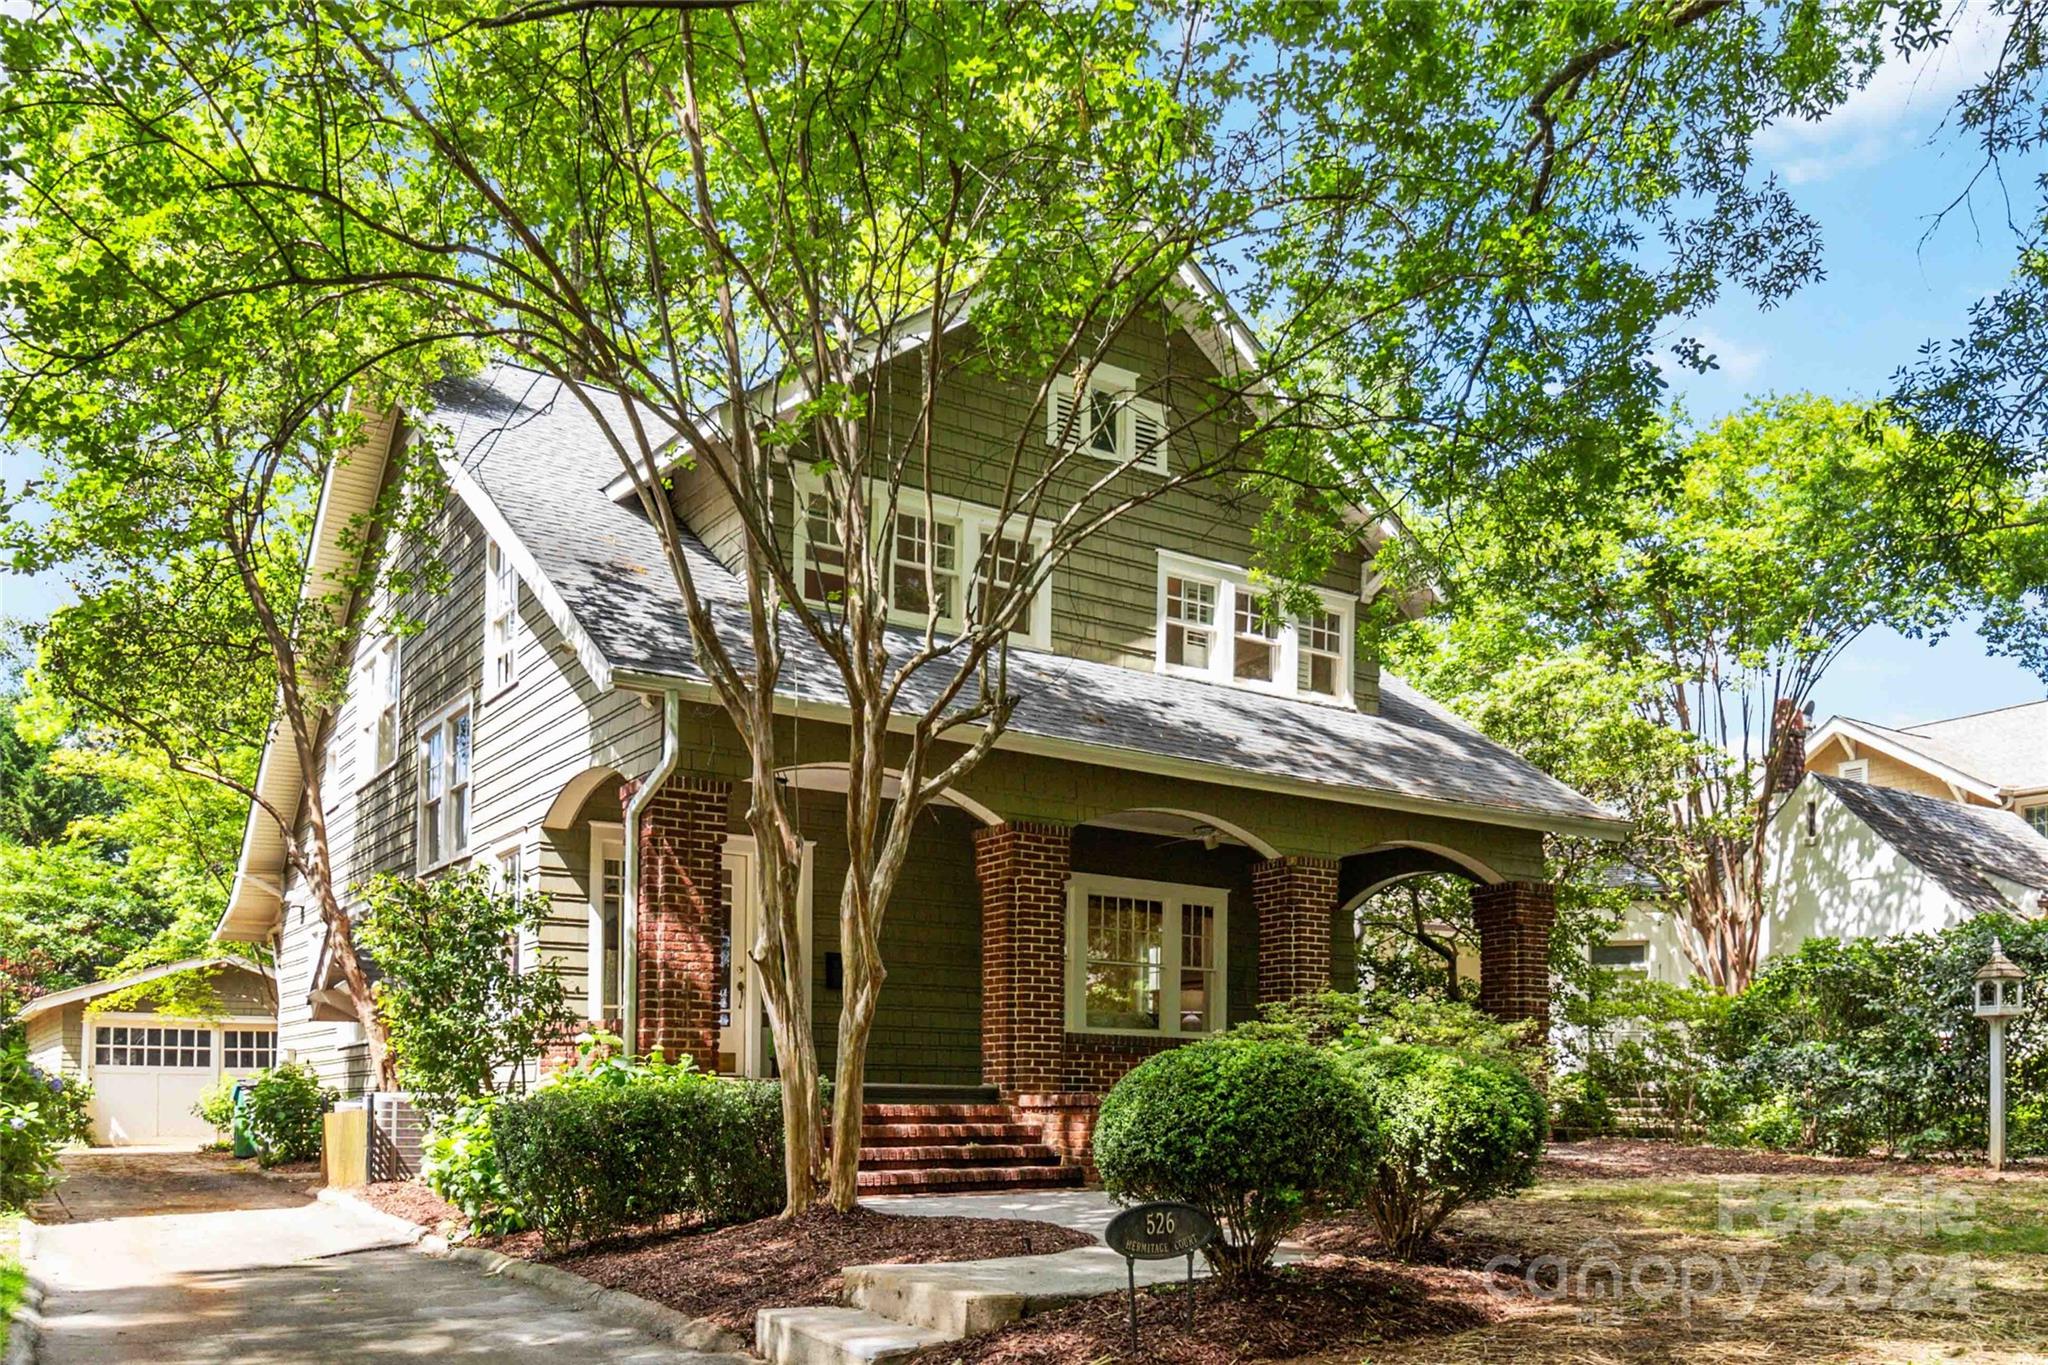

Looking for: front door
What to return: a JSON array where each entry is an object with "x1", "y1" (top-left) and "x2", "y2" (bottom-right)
[{"x1": 719, "y1": 835, "x2": 813, "y2": 1078}]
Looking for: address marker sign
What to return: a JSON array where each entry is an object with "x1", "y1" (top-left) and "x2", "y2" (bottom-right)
[{"x1": 1103, "y1": 1203, "x2": 1217, "y2": 1352}]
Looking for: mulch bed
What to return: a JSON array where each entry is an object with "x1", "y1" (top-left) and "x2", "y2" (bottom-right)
[
  {"x1": 905, "y1": 1257, "x2": 1518, "y2": 1364},
  {"x1": 355, "y1": 1179, "x2": 467, "y2": 1234},
  {"x1": 1539, "y1": 1138, "x2": 2048, "y2": 1182},
  {"x1": 546, "y1": 1207, "x2": 1094, "y2": 1343}
]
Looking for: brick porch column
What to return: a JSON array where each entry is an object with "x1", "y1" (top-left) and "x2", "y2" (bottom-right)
[
  {"x1": 973, "y1": 821, "x2": 1070, "y2": 1094},
  {"x1": 631, "y1": 774, "x2": 732, "y2": 1067},
  {"x1": 1471, "y1": 880, "x2": 1557, "y2": 1032},
  {"x1": 1253, "y1": 855, "x2": 1339, "y2": 1005}
]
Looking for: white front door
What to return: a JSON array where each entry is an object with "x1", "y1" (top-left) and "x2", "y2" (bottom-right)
[{"x1": 720, "y1": 836, "x2": 813, "y2": 1078}]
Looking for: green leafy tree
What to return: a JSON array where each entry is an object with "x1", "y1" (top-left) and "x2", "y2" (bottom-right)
[
  {"x1": 2, "y1": 0, "x2": 1902, "y2": 1210},
  {"x1": 355, "y1": 871, "x2": 577, "y2": 1121},
  {"x1": 1392, "y1": 396, "x2": 2046, "y2": 991}
]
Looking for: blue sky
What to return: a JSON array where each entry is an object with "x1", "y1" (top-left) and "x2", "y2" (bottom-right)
[
  {"x1": 1653, "y1": 7, "x2": 2046, "y2": 727},
  {"x1": 4, "y1": 10, "x2": 2045, "y2": 728}
]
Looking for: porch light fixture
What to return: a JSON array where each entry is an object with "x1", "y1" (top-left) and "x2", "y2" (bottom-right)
[{"x1": 1974, "y1": 939, "x2": 2027, "y2": 1171}]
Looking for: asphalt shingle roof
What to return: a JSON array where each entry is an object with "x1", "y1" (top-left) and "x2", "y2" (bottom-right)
[
  {"x1": 1816, "y1": 774, "x2": 2048, "y2": 915},
  {"x1": 432, "y1": 365, "x2": 1621, "y2": 832}
]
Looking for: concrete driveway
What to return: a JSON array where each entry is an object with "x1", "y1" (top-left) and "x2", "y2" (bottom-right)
[{"x1": 24, "y1": 1151, "x2": 719, "y2": 1363}]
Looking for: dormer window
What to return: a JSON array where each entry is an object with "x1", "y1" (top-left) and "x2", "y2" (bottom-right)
[
  {"x1": 1048, "y1": 363, "x2": 1169, "y2": 476},
  {"x1": 1156, "y1": 551, "x2": 1355, "y2": 705}
]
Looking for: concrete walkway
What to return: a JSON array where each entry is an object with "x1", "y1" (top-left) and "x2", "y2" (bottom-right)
[{"x1": 23, "y1": 1151, "x2": 732, "y2": 1363}]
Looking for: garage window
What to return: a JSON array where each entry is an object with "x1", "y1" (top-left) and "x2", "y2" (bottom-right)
[
  {"x1": 223, "y1": 1030, "x2": 276, "y2": 1070},
  {"x1": 95, "y1": 1025, "x2": 212, "y2": 1068}
]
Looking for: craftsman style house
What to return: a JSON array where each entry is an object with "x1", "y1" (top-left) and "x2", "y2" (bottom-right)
[{"x1": 215, "y1": 305, "x2": 1622, "y2": 1188}]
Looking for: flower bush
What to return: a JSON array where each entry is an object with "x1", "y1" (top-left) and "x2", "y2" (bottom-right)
[
  {"x1": 242, "y1": 1062, "x2": 334, "y2": 1166},
  {"x1": 422, "y1": 1096, "x2": 528, "y2": 1237},
  {"x1": 1338, "y1": 1042, "x2": 1546, "y2": 1259},
  {"x1": 1, "y1": 1028, "x2": 89, "y2": 1210},
  {"x1": 1093, "y1": 1034, "x2": 1378, "y2": 1289}
]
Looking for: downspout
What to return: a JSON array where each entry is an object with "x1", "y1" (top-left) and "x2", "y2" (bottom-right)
[{"x1": 622, "y1": 690, "x2": 682, "y2": 1060}]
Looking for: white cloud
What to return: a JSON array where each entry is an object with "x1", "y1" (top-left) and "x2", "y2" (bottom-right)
[{"x1": 1757, "y1": 4, "x2": 2005, "y2": 185}]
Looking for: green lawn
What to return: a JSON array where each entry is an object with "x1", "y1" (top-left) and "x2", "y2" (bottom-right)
[{"x1": 0, "y1": 1217, "x2": 23, "y2": 1355}]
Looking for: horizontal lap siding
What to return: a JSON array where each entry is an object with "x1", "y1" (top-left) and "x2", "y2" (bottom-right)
[{"x1": 802, "y1": 799, "x2": 984, "y2": 1086}]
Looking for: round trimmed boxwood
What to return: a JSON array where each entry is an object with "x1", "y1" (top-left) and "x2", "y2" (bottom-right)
[
  {"x1": 1340, "y1": 1043, "x2": 1545, "y2": 1259},
  {"x1": 1093, "y1": 1034, "x2": 1378, "y2": 1288}
]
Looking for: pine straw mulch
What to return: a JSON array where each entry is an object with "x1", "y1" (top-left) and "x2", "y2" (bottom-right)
[
  {"x1": 1539, "y1": 1139, "x2": 2048, "y2": 1183},
  {"x1": 905, "y1": 1256, "x2": 1523, "y2": 1365}
]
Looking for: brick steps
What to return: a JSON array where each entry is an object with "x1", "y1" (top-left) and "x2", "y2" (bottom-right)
[
  {"x1": 852, "y1": 1096, "x2": 1081, "y2": 1195},
  {"x1": 857, "y1": 1163, "x2": 1082, "y2": 1193}
]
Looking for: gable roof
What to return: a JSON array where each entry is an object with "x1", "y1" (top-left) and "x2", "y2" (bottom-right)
[
  {"x1": 1811, "y1": 700, "x2": 2048, "y2": 801},
  {"x1": 1814, "y1": 774, "x2": 2048, "y2": 916},
  {"x1": 439, "y1": 365, "x2": 1625, "y2": 837},
  {"x1": 15, "y1": 956, "x2": 273, "y2": 1023}
]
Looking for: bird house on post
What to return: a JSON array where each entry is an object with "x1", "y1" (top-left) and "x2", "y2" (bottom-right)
[{"x1": 1975, "y1": 940, "x2": 2028, "y2": 1171}]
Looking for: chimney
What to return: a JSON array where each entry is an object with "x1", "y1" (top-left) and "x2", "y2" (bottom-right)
[{"x1": 1769, "y1": 698, "x2": 1810, "y2": 795}]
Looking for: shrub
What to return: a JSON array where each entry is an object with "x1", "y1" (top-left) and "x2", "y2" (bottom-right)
[
  {"x1": 1340, "y1": 1043, "x2": 1546, "y2": 1260},
  {"x1": 0, "y1": 1029, "x2": 90, "y2": 1210},
  {"x1": 1259, "y1": 991, "x2": 1543, "y2": 1078},
  {"x1": 423, "y1": 1097, "x2": 528, "y2": 1237},
  {"x1": 1548, "y1": 1071, "x2": 1614, "y2": 1138},
  {"x1": 192, "y1": 1076, "x2": 237, "y2": 1145},
  {"x1": 242, "y1": 1062, "x2": 333, "y2": 1166},
  {"x1": 1093, "y1": 1035, "x2": 1377, "y2": 1289},
  {"x1": 491, "y1": 1066, "x2": 784, "y2": 1250},
  {"x1": 356, "y1": 870, "x2": 578, "y2": 1120}
]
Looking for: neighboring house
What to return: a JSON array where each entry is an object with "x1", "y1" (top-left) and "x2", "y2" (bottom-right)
[
  {"x1": 213, "y1": 301, "x2": 1622, "y2": 1188},
  {"x1": 19, "y1": 956, "x2": 277, "y2": 1146},
  {"x1": 1599, "y1": 701, "x2": 2048, "y2": 988}
]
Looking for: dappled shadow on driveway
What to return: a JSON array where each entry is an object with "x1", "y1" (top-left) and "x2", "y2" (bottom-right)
[{"x1": 31, "y1": 1148, "x2": 315, "y2": 1223}]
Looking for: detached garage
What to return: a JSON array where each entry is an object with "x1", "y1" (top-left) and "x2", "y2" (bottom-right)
[{"x1": 19, "y1": 956, "x2": 277, "y2": 1146}]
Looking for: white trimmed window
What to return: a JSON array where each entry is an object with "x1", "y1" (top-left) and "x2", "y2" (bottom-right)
[
  {"x1": 484, "y1": 540, "x2": 520, "y2": 695},
  {"x1": 222, "y1": 1029, "x2": 277, "y2": 1070},
  {"x1": 1591, "y1": 941, "x2": 1650, "y2": 974},
  {"x1": 1067, "y1": 874, "x2": 1226, "y2": 1037},
  {"x1": 1046, "y1": 363, "x2": 1170, "y2": 476},
  {"x1": 354, "y1": 634, "x2": 401, "y2": 786},
  {"x1": 418, "y1": 707, "x2": 472, "y2": 869},
  {"x1": 2027, "y1": 804, "x2": 2048, "y2": 838},
  {"x1": 792, "y1": 473, "x2": 1053, "y2": 647},
  {"x1": 1155, "y1": 551, "x2": 1355, "y2": 704}
]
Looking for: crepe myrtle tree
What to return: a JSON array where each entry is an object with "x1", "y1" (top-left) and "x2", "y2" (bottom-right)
[
  {"x1": 3, "y1": 0, "x2": 1896, "y2": 1207},
  {"x1": 0, "y1": 270, "x2": 454, "y2": 1085}
]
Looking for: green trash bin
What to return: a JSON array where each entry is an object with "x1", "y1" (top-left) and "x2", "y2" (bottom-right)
[{"x1": 231, "y1": 1078, "x2": 257, "y2": 1159}]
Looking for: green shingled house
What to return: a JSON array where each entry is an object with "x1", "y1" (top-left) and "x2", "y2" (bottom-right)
[{"x1": 215, "y1": 306, "x2": 1621, "y2": 1190}]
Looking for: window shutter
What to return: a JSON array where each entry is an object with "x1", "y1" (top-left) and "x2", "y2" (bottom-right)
[
  {"x1": 1131, "y1": 398, "x2": 1170, "y2": 474},
  {"x1": 1047, "y1": 386, "x2": 1080, "y2": 451}
]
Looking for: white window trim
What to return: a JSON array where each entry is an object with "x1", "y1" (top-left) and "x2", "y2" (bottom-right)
[
  {"x1": 416, "y1": 700, "x2": 474, "y2": 874},
  {"x1": 1591, "y1": 940, "x2": 1651, "y2": 973},
  {"x1": 1836, "y1": 759, "x2": 1870, "y2": 783},
  {"x1": 1154, "y1": 549, "x2": 1355, "y2": 705},
  {"x1": 483, "y1": 539, "x2": 521, "y2": 701},
  {"x1": 353, "y1": 632, "x2": 402, "y2": 792},
  {"x1": 588, "y1": 821, "x2": 625, "y2": 1023},
  {"x1": 1065, "y1": 872, "x2": 1228, "y2": 1039},
  {"x1": 791, "y1": 472, "x2": 1055, "y2": 649},
  {"x1": 1046, "y1": 361, "x2": 1170, "y2": 476}
]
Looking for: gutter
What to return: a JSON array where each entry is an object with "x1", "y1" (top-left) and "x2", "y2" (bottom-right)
[{"x1": 620, "y1": 690, "x2": 683, "y2": 1059}]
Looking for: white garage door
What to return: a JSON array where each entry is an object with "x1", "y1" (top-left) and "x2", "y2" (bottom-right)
[{"x1": 90, "y1": 1024, "x2": 221, "y2": 1146}]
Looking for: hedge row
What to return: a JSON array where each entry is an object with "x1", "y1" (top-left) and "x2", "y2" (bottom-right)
[{"x1": 490, "y1": 1071, "x2": 784, "y2": 1249}]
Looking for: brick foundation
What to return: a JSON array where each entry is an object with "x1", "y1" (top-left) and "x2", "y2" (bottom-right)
[
  {"x1": 1471, "y1": 880, "x2": 1557, "y2": 1032},
  {"x1": 1253, "y1": 855, "x2": 1339, "y2": 1005},
  {"x1": 629, "y1": 774, "x2": 731, "y2": 1067}
]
